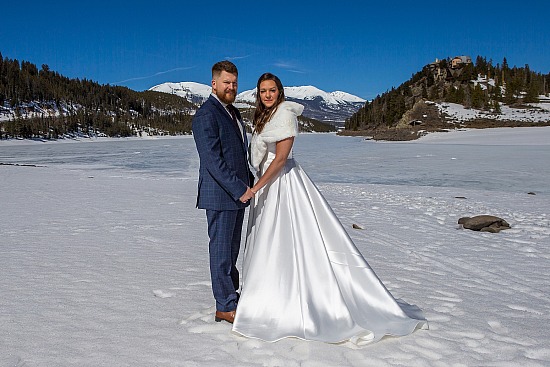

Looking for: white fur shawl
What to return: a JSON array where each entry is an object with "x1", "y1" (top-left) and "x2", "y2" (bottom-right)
[{"x1": 249, "y1": 101, "x2": 304, "y2": 171}]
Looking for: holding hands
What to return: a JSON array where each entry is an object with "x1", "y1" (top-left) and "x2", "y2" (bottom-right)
[{"x1": 239, "y1": 187, "x2": 255, "y2": 203}]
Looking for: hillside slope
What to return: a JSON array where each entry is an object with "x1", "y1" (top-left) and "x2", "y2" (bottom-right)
[{"x1": 343, "y1": 55, "x2": 550, "y2": 140}]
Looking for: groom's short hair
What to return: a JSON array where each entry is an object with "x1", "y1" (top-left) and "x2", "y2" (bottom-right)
[{"x1": 212, "y1": 60, "x2": 238, "y2": 78}]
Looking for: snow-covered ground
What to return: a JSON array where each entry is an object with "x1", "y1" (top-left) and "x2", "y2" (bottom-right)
[
  {"x1": 436, "y1": 93, "x2": 550, "y2": 124},
  {"x1": 1, "y1": 128, "x2": 549, "y2": 366}
]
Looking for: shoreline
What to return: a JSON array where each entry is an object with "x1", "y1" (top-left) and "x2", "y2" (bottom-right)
[
  {"x1": 2, "y1": 126, "x2": 550, "y2": 147},
  {"x1": 0, "y1": 134, "x2": 195, "y2": 146}
]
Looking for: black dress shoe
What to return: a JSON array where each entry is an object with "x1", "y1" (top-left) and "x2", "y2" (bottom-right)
[{"x1": 215, "y1": 310, "x2": 236, "y2": 324}]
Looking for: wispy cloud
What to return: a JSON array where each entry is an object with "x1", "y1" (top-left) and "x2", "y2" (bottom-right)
[
  {"x1": 112, "y1": 66, "x2": 196, "y2": 84},
  {"x1": 285, "y1": 69, "x2": 307, "y2": 74},
  {"x1": 224, "y1": 55, "x2": 251, "y2": 61},
  {"x1": 273, "y1": 62, "x2": 307, "y2": 74}
]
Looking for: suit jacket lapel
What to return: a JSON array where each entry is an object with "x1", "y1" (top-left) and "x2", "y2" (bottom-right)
[{"x1": 209, "y1": 95, "x2": 243, "y2": 141}]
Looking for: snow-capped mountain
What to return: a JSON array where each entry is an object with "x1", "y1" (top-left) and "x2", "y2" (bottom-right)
[
  {"x1": 149, "y1": 82, "x2": 212, "y2": 105},
  {"x1": 236, "y1": 86, "x2": 365, "y2": 104},
  {"x1": 237, "y1": 86, "x2": 365, "y2": 125},
  {"x1": 149, "y1": 82, "x2": 366, "y2": 125}
]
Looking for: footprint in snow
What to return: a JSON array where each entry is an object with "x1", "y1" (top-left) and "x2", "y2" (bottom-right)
[{"x1": 153, "y1": 289, "x2": 175, "y2": 298}]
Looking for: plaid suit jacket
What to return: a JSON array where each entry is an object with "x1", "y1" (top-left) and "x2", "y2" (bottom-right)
[{"x1": 192, "y1": 95, "x2": 252, "y2": 211}]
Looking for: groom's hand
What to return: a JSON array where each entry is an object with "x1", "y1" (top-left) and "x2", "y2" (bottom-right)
[{"x1": 239, "y1": 187, "x2": 254, "y2": 203}]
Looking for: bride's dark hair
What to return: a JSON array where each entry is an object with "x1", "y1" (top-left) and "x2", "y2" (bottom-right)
[{"x1": 253, "y1": 73, "x2": 285, "y2": 134}]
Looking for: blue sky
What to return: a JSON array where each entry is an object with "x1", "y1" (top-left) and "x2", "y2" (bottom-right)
[{"x1": 1, "y1": 1, "x2": 548, "y2": 100}]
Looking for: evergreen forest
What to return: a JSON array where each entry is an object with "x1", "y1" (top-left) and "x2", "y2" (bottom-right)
[{"x1": 0, "y1": 52, "x2": 194, "y2": 140}]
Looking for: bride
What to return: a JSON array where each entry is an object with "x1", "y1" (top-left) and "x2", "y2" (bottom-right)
[{"x1": 232, "y1": 73, "x2": 427, "y2": 345}]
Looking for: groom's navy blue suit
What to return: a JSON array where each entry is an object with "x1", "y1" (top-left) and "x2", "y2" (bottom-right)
[{"x1": 192, "y1": 94, "x2": 252, "y2": 312}]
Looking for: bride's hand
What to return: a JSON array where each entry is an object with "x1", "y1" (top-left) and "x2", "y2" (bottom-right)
[{"x1": 239, "y1": 187, "x2": 255, "y2": 202}]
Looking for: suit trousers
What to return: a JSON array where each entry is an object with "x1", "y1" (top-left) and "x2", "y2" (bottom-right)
[{"x1": 206, "y1": 208, "x2": 245, "y2": 312}]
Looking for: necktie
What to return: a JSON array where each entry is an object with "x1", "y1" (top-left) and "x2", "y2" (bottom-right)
[
  {"x1": 227, "y1": 104, "x2": 242, "y2": 139},
  {"x1": 227, "y1": 104, "x2": 238, "y2": 124}
]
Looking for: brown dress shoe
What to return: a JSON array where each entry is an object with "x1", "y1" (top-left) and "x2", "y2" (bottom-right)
[{"x1": 215, "y1": 310, "x2": 236, "y2": 324}]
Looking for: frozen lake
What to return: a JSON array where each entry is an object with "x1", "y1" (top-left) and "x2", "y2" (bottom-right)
[
  {"x1": 1, "y1": 128, "x2": 550, "y2": 366},
  {"x1": 1, "y1": 131, "x2": 548, "y2": 195}
]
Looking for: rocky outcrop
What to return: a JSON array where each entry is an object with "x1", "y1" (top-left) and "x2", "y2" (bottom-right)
[{"x1": 458, "y1": 215, "x2": 511, "y2": 233}]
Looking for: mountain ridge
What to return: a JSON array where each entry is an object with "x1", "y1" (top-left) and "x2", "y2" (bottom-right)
[{"x1": 149, "y1": 82, "x2": 366, "y2": 126}]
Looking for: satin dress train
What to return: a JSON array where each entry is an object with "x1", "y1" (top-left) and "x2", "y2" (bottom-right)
[{"x1": 232, "y1": 158, "x2": 427, "y2": 345}]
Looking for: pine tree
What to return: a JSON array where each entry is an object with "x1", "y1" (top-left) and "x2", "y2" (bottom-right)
[
  {"x1": 490, "y1": 80, "x2": 503, "y2": 103},
  {"x1": 493, "y1": 99, "x2": 501, "y2": 113},
  {"x1": 504, "y1": 75, "x2": 521, "y2": 104},
  {"x1": 471, "y1": 84, "x2": 483, "y2": 108},
  {"x1": 475, "y1": 56, "x2": 487, "y2": 75},
  {"x1": 428, "y1": 86, "x2": 439, "y2": 100},
  {"x1": 502, "y1": 57, "x2": 509, "y2": 83},
  {"x1": 523, "y1": 74, "x2": 540, "y2": 103},
  {"x1": 456, "y1": 85, "x2": 465, "y2": 104}
]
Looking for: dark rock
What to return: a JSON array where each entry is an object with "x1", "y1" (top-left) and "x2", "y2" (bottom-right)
[
  {"x1": 480, "y1": 226, "x2": 501, "y2": 233},
  {"x1": 458, "y1": 215, "x2": 511, "y2": 232},
  {"x1": 352, "y1": 224, "x2": 364, "y2": 230}
]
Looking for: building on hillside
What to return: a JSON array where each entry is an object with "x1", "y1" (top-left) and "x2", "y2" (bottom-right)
[
  {"x1": 451, "y1": 56, "x2": 472, "y2": 69},
  {"x1": 424, "y1": 55, "x2": 474, "y2": 86}
]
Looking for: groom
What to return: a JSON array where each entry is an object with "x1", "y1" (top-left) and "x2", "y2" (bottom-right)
[{"x1": 192, "y1": 60, "x2": 254, "y2": 324}]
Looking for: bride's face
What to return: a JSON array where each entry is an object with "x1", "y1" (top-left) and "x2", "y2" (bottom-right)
[{"x1": 259, "y1": 80, "x2": 279, "y2": 108}]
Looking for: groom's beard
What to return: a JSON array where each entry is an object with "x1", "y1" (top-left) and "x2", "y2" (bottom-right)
[{"x1": 215, "y1": 88, "x2": 236, "y2": 105}]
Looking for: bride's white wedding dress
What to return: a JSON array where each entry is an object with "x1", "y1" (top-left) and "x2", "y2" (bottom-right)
[{"x1": 232, "y1": 101, "x2": 427, "y2": 345}]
